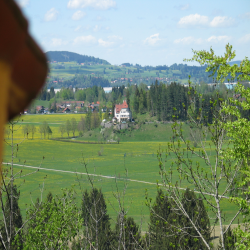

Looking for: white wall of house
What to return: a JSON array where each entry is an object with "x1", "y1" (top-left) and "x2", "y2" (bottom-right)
[{"x1": 114, "y1": 107, "x2": 132, "y2": 122}]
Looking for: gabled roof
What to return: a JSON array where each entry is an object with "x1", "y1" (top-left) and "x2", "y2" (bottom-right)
[{"x1": 115, "y1": 100, "x2": 129, "y2": 114}]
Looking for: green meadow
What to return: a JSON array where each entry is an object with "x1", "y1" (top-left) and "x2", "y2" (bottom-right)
[{"x1": 3, "y1": 114, "x2": 240, "y2": 230}]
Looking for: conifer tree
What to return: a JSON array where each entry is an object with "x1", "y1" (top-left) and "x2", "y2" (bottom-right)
[
  {"x1": 0, "y1": 185, "x2": 23, "y2": 250},
  {"x1": 180, "y1": 188, "x2": 211, "y2": 249},
  {"x1": 81, "y1": 188, "x2": 112, "y2": 250},
  {"x1": 113, "y1": 214, "x2": 141, "y2": 249},
  {"x1": 218, "y1": 227, "x2": 236, "y2": 250},
  {"x1": 148, "y1": 189, "x2": 173, "y2": 249}
]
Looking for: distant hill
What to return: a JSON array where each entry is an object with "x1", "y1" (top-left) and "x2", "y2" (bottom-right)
[
  {"x1": 229, "y1": 61, "x2": 242, "y2": 66},
  {"x1": 46, "y1": 51, "x2": 110, "y2": 65}
]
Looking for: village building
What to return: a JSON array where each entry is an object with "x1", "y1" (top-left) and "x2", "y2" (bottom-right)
[
  {"x1": 36, "y1": 105, "x2": 45, "y2": 113},
  {"x1": 114, "y1": 100, "x2": 132, "y2": 123}
]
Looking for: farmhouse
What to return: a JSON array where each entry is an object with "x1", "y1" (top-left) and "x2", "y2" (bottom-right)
[{"x1": 114, "y1": 100, "x2": 132, "y2": 123}]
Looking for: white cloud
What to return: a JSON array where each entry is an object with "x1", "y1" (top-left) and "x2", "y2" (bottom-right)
[
  {"x1": 51, "y1": 38, "x2": 68, "y2": 47},
  {"x1": 210, "y1": 16, "x2": 235, "y2": 28},
  {"x1": 72, "y1": 10, "x2": 86, "y2": 20},
  {"x1": 98, "y1": 35, "x2": 122, "y2": 47},
  {"x1": 17, "y1": 0, "x2": 29, "y2": 7},
  {"x1": 108, "y1": 35, "x2": 122, "y2": 40},
  {"x1": 175, "y1": 4, "x2": 190, "y2": 11},
  {"x1": 178, "y1": 14, "x2": 209, "y2": 27},
  {"x1": 98, "y1": 39, "x2": 114, "y2": 47},
  {"x1": 73, "y1": 35, "x2": 96, "y2": 45},
  {"x1": 174, "y1": 36, "x2": 203, "y2": 44},
  {"x1": 93, "y1": 25, "x2": 102, "y2": 32},
  {"x1": 67, "y1": 0, "x2": 116, "y2": 10},
  {"x1": 44, "y1": 8, "x2": 59, "y2": 22},
  {"x1": 178, "y1": 14, "x2": 235, "y2": 28},
  {"x1": 96, "y1": 16, "x2": 107, "y2": 21},
  {"x1": 74, "y1": 25, "x2": 82, "y2": 31},
  {"x1": 144, "y1": 33, "x2": 161, "y2": 46},
  {"x1": 207, "y1": 35, "x2": 231, "y2": 43},
  {"x1": 174, "y1": 35, "x2": 231, "y2": 45},
  {"x1": 240, "y1": 12, "x2": 250, "y2": 19},
  {"x1": 238, "y1": 34, "x2": 250, "y2": 43}
]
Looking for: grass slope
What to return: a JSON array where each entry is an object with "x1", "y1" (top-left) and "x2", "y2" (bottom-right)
[{"x1": 3, "y1": 114, "x2": 241, "y2": 230}]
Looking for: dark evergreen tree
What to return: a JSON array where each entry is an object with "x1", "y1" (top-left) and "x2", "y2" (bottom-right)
[
  {"x1": 113, "y1": 214, "x2": 141, "y2": 249},
  {"x1": 126, "y1": 88, "x2": 130, "y2": 108},
  {"x1": 133, "y1": 86, "x2": 139, "y2": 113},
  {"x1": 0, "y1": 184, "x2": 23, "y2": 250},
  {"x1": 148, "y1": 189, "x2": 174, "y2": 249},
  {"x1": 81, "y1": 188, "x2": 112, "y2": 250},
  {"x1": 218, "y1": 226, "x2": 236, "y2": 250},
  {"x1": 148, "y1": 188, "x2": 211, "y2": 250},
  {"x1": 179, "y1": 188, "x2": 211, "y2": 249}
]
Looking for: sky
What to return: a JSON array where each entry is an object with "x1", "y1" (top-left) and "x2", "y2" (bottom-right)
[{"x1": 16, "y1": 0, "x2": 250, "y2": 66}]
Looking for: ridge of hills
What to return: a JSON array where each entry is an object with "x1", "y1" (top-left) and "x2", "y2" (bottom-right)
[
  {"x1": 45, "y1": 51, "x2": 246, "y2": 89},
  {"x1": 46, "y1": 51, "x2": 110, "y2": 65}
]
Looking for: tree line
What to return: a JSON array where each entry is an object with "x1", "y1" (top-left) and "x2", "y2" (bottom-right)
[
  {"x1": 38, "y1": 79, "x2": 233, "y2": 125},
  {"x1": 1, "y1": 182, "x2": 221, "y2": 249}
]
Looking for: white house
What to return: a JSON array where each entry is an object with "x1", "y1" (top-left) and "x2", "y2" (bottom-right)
[{"x1": 114, "y1": 100, "x2": 132, "y2": 123}]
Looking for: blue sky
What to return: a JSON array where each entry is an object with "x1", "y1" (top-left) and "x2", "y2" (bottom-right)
[{"x1": 16, "y1": 0, "x2": 250, "y2": 66}]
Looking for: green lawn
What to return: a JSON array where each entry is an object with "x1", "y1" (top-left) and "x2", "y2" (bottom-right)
[{"x1": 3, "y1": 114, "x2": 241, "y2": 231}]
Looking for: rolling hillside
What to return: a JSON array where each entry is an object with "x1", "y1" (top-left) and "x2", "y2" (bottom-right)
[
  {"x1": 45, "y1": 51, "x2": 245, "y2": 89},
  {"x1": 46, "y1": 51, "x2": 110, "y2": 65}
]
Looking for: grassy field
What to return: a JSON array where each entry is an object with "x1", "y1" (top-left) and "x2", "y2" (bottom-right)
[
  {"x1": 16, "y1": 113, "x2": 199, "y2": 142},
  {"x1": 3, "y1": 114, "x2": 241, "y2": 231}
]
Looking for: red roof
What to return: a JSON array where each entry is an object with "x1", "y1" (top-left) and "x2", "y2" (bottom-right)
[{"x1": 115, "y1": 100, "x2": 128, "y2": 114}]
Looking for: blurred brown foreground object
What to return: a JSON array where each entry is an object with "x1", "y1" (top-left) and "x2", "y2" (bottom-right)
[{"x1": 0, "y1": 0, "x2": 48, "y2": 170}]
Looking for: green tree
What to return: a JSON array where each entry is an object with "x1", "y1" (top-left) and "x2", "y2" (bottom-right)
[
  {"x1": 46, "y1": 125, "x2": 52, "y2": 139},
  {"x1": 104, "y1": 108, "x2": 109, "y2": 120},
  {"x1": 39, "y1": 121, "x2": 49, "y2": 139},
  {"x1": 147, "y1": 189, "x2": 173, "y2": 249},
  {"x1": 77, "y1": 116, "x2": 85, "y2": 135},
  {"x1": 71, "y1": 118, "x2": 77, "y2": 137},
  {"x1": 25, "y1": 190, "x2": 82, "y2": 250},
  {"x1": 188, "y1": 44, "x2": 250, "y2": 249},
  {"x1": 113, "y1": 215, "x2": 141, "y2": 250},
  {"x1": 180, "y1": 188, "x2": 211, "y2": 249},
  {"x1": 91, "y1": 111, "x2": 100, "y2": 129},
  {"x1": 85, "y1": 110, "x2": 92, "y2": 131},
  {"x1": 65, "y1": 119, "x2": 71, "y2": 138},
  {"x1": 156, "y1": 44, "x2": 249, "y2": 250},
  {"x1": 22, "y1": 124, "x2": 30, "y2": 139},
  {"x1": 58, "y1": 124, "x2": 66, "y2": 137},
  {"x1": 218, "y1": 227, "x2": 236, "y2": 250},
  {"x1": 0, "y1": 184, "x2": 23, "y2": 250},
  {"x1": 81, "y1": 188, "x2": 112, "y2": 249},
  {"x1": 30, "y1": 124, "x2": 36, "y2": 139},
  {"x1": 50, "y1": 87, "x2": 55, "y2": 99}
]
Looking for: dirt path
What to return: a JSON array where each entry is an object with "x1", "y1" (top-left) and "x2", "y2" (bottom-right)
[
  {"x1": 4, "y1": 162, "x2": 242, "y2": 248},
  {"x1": 2, "y1": 162, "x2": 231, "y2": 199}
]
